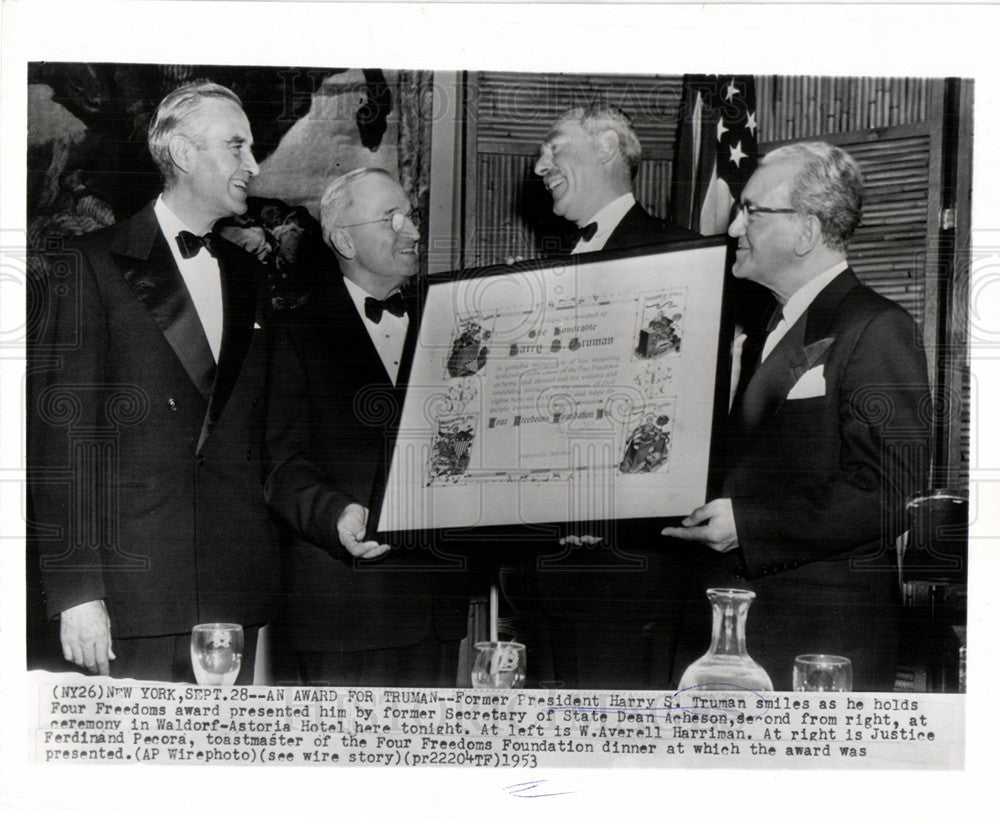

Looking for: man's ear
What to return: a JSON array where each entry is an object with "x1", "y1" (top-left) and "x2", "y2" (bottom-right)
[
  {"x1": 330, "y1": 227, "x2": 355, "y2": 259},
  {"x1": 595, "y1": 129, "x2": 621, "y2": 165},
  {"x1": 794, "y1": 214, "x2": 823, "y2": 257},
  {"x1": 167, "y1": 134, "x2": 194, "y2": 176}
]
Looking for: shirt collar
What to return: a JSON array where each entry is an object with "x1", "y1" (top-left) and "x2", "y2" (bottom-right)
[
  {"x1": 779, "y1": 260, "x2": 849, "y2": 329},
  {"x1": 343, "y1": 276, "x2": 407, "y2": 325},
  {"x1": 581, "y1": 192, "x2": 635, "y2": 237},
  {"x1": 154, "y1": 195, "x2": 204, "y2": 258}
]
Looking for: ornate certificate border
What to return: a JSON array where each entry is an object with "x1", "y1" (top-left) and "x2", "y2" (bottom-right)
[{"x1": 376, "y1": 238, "x2": 729, "y2": 536}]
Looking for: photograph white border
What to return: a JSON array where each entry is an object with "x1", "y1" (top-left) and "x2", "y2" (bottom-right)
[{"x1": 3, "y1": 2, "x2": 998, "y2": 821}]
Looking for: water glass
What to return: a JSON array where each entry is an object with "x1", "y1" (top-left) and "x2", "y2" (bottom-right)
[
  {"x1": 472, "y1": 641, "x2": 526, "y2": 689},
  {"x1": 191, "y1": 623, "x2": 244, "y2": 685},
  {"x1": 793, "y1": 654, "x2": 852, "y2": 692}
]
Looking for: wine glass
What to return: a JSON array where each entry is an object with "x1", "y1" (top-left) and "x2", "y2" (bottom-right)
[
  {"x1": 191, "y1": 623, "x2": 244, "y2": 685},
  {"x1": 793, "y1": 654, "x2": 852, "y2": 692},
  {"x1": 471, "y1": 641, "x2": 526, "y2": 688}
]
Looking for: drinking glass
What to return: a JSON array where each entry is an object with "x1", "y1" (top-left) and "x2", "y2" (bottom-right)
[
  {"x1": 191, "y1": 623, "x2": 244, "y2": 685},
  {"x1": 472, "y1": 641, "x2": 526, "y2": 689},
  {"x1": 793, "y1": 654, "x2": 852, "y2": 692}
]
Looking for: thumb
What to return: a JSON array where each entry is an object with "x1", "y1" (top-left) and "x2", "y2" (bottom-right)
[{"x1": 683, "y1": 504, "x2": 710, "y2": 527}]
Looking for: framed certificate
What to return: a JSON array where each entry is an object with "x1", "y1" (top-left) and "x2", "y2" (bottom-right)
[{"x1": 374, "y1": 237, "x2": 730, "y2": 538}]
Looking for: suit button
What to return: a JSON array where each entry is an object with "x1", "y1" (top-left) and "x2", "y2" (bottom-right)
[
  {"x1": 251, "y1": 397, "x2": 260, "y2": 409},
  {"x1": 197, "y1": 455, "x2": 206, "y2": 465},
  {"x1": 246, "y1": 450, "x2": 253, "y2": 461},
  {"x1": 168, "y1": 398, "x2": 177, "y2": 411}
]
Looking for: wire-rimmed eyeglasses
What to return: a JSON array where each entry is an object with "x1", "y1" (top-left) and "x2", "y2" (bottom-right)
[
  {"x1": 732, "y1": 202, "x2": 799, "y2": 222},
  {"x1": 339, "y1": 208, "x2": 421, "y2": 232}
]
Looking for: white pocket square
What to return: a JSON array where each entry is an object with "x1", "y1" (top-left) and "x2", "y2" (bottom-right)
[
  {"x1": 253, "y1": 322, "x2": 262, "y2": 330},
  {"x1": 787, "y1": 365, "x2": 826, "y2": 399}
]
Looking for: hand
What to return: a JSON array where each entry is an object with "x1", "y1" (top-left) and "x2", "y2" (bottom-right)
[
  {"x1": 558, "y1": 535, "x2": 604, "y2": 547},
  {"x1": 60, "y1": 600, "x2": 115, "y2": 675},
  {"x1": 337, "y1": 503, "x2": 391, "y2": 559},
  {"x1": 661, "y1": 498, "x2": 739, "y2": 553}
]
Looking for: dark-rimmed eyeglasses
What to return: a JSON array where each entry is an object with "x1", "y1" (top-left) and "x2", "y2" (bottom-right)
[
  {"x1": 339, "y1": 208, "x2": 420, "y2": 232},
  {"x1": 733, "y1": 202, "x2": 799, "y2": 222}
]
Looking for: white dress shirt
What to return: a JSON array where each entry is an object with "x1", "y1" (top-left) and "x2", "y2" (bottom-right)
[
  {"x1": 343, "y1": 277, "x2": 409, "y2": 385},
  {"x1": 761, "y1": 261, "x2": 849, "y2": 361},
  {"x1": 572, "y1": 192, "x2": 636, "y2": 254},
  {"x1": 154, "y1": 196, "x2": 224, "y2": 361}
]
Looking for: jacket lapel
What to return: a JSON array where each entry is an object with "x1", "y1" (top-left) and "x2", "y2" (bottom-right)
[
  {"x1": 396, "y1": 280, "x2": 424, "y2": 389},
  {"x1": 198, "y1": 236, "x2": 262, "y2": 450},
  {"x1": 115, "y1": 203, "x2": 216, "y2": 401},
  {"x1": 735, "y1": 269, "x2": 859, "y2": 436},
  {"x1": 324, "y1": 277, "x2": 399, "y2": 386},
  {"x1": 603, "y1": 203, "x2": 643, "y2": 251}
]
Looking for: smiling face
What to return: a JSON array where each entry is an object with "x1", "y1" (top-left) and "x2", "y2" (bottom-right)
[
  {"x1": 183, "y1": 98, "x2": 259, "y2": 226},
  {"x1": 337, "y1": 173, "x2": 420, "y2": 296},
  {"x1": 533, "y1": 120, "x2": 610, "y2": 225},
  {"x1": 728, "y1": 159, "x2": 806, "y2": 294}
]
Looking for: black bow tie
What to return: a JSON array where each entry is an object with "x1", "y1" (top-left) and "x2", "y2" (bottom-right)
[
  {"x1": 176, "y1": 230, "x2": 218, "y2": 259},
  {"x1": 575, "y1": 222, "x2": 598, "y2": 243},
  {"x1": 364, "y1": 292, "x2": 408, "y2": 324}
]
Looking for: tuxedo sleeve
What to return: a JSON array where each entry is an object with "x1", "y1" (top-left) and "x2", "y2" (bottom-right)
[
  {"x1": 263, "y1": 317, "x2": 356, "y2": 556},
  {"x1": 28, "y1": 240, "x2": 109, "y2": 617},
  {"x1": 728, "y1": 305, "x2": 929, "y2": 577}
]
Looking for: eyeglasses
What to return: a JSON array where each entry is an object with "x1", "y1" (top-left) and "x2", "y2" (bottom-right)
[
  {"x1": 339, "y1": 208, "x2": 420, "y2": 232},
  {"x1": 733, "y1": 202, "x2": 799, "y2": 222}
]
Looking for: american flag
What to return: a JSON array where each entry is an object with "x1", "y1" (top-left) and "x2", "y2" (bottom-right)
[{"x1": 670, "y1": 75, "x2": 759, "y2": 235}]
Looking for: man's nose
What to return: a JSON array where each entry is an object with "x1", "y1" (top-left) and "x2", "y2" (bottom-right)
[
  {"x1": 400, "y1": 215, "x2": 420, "y2": 239},
  {"x1": 243, "y1": 148, "x2": 260, "y2": 177},
  {"x1": 727, "y1": 210, "x2": 746, "y2": 238},
  {"x1": 533, "y1": 149, "x2": 550, "y2": 177}
]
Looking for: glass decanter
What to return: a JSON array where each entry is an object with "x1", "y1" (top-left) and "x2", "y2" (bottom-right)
[{"x1": 677, "y1": 588, "x2": 773, "y2": 692}]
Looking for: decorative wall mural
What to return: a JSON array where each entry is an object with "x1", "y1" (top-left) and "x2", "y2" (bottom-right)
[{"x1": 26, "y1": 63, "x2": 432, "y2": 307}]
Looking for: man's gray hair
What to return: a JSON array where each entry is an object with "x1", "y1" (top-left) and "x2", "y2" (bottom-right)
[
  {"x1": 147, "y1": 81, "x2": 244, "y2": 186},
  {"x1": 553, "y1": 105, "x2": 642, "y2": 180},
  {"x1": 761, "y1": 141, "x2": 864, "y2": 252},
  {"x1": 319, "y1": 167, "x2": 395, "y2": 248}
]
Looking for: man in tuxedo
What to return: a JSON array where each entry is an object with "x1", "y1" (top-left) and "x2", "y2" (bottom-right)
[
  {"x1": 663, "y1": 142, "x2": 930, "y2": 690},
  {"x1": 264, "y1": 168, "x2": 468, "y2": 687},
  {"x1": 533, "y1": 104, "x2": 696, "y2": 254},
  {"x1": 505, "y1": 106, "x2": 698, "y2": 689},
  {"x1": 28, "y1": 81, "x2": 280, "y2": 682}
]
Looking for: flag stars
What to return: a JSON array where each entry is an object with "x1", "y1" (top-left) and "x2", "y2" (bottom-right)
[
  {"x1": 717, "y1": 117, "x2": 729, "y2": 142},
  {"x1": 724, "y1": 79, "x2": 740, "y2": 102},
  {"x1": 746, "y1": 111, "x2": 758, "y2": 135},
  {"x1": 729, "y1": 140, "x2": 749, "y2": 167}
]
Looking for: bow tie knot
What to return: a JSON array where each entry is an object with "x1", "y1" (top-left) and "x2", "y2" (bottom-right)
[
  {"x1": 176, "y1": 230, "x2": 218, "y2": 259},
  {"x1": 364, "y1": 292, "x2": 408, "y2": 324},
  {"x1": 575, "y1": 222, "x2": 598, "y2": 243}
]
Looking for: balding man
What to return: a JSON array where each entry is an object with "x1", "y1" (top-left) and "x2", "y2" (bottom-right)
[
  {"x1": 264, "y1": 168, "x2": 468, "y2": 687},
  {"x1": 664, "y1": 142, "x2": 930, "y2": 690},
  {"x1": 533, "y1": 104, "x2": 696, "y2": 254},
  {"x1": 505, "y1": 106, "x2": 698, "y2": 689}
]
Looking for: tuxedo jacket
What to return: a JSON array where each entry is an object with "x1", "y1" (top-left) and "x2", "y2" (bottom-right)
[
  {"x1": 27, "y1": 202, "x2": 281, "y2": 638},
  {"x1": 605, "y1": 202, "x2": 700, "y2": 249},
  {"x1": 263, "y1": 278, "x2": 469, "y2": 653},
  {"x1": 687, "y1": 268, "x2": 930, "y2": 690}
]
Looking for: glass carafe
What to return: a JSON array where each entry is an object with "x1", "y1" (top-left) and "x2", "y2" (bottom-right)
[{"x1": 677, "y1": 588, "x2": 773, "y2": 692}]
